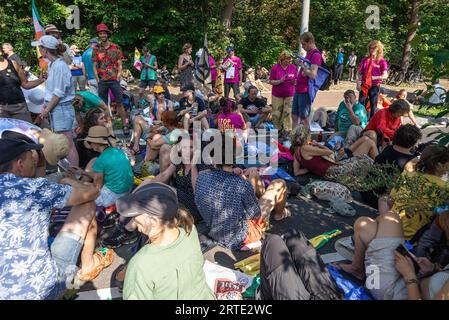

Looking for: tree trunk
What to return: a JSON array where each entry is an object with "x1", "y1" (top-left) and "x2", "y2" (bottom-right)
[
  {"x1": 401, "y1": 0, "x2": 420, "y2": 72},
  {"x1": 221, "y1": 0, "x2": 235, "y2": 33}
]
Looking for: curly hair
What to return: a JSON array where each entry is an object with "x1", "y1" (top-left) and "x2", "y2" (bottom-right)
[
  {"x1": 367, "y1": 40, "x2": 384, "y2": 62},
  {"x1": 82, "y1": 108, "x2": 104, "y2": 135},
  {"x1": 290, "y1": 125, "x2": 311, "y2": 150},
  {"x1": 416, "y1": 145, "x2": 449, "y2": 175}
]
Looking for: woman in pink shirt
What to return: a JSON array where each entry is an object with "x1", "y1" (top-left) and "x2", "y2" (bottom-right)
[
  {"x1": 292, "y1": 32, "x2": 322, "y2": 128},
  {"x1": 356, "y1": 40, "x2": 389, "y2": 119},
  {"x1": 269, "y1": 51, "x2": 297, "y2": 134},
  {"x1": 222, "y1": 46, "x2": 242, "y2": 99},
  {"x1": 217, "y1": 97, "x2": 247, "y2": 131},
  {"x1": 209, "y1": 55, "x2": 217, "y2": 92}
]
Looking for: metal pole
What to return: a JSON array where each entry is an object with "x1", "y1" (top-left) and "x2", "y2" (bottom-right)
[{"x1": 299, "y1": 0, "x2": 310, "y2": 56}]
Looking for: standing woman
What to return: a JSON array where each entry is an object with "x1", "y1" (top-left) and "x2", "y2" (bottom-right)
[
  {"x1": 0, "y1": 49, "x2": 45, "y2": 122},
  {"x1": 33, "y1": 35, "x2": 79, "y2": 166},
  {"x1": 356, "y1": 40, "x2": 388, "y2": 119},
  {"x1": 178, "y1": 43, "x2": 195, "y2": 90},
  {"x1": 138, "y1": 46, "x2": 158, "y2": 100},
  {"x1": 269, "y1": 51, "x2": 297, "y2": 135}
]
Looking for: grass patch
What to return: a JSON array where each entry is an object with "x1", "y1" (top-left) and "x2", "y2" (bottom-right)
[{"x1": 414, "y1": 105, "x2": 449, "y2": 118}]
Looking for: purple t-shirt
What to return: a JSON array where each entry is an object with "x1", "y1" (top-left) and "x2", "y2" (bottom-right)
[
  {"x1": 217, "y1": 113, "x2": 245, "y2": 131},
  {"x1": 222, "y1": 56, "x2": 242, "y2": 84},
  {"x1": 270, "y1": 63, "x2": 297, "y2": 98},
  {"x1": 209, "y1": 56, "x2": 217, "y2": 81},
  {"x1": 295, "y1": 48, "x2": 322, "y2": 94},
  {"x1": 358, "y1": 57, "x2": 388, "y2": 86}
]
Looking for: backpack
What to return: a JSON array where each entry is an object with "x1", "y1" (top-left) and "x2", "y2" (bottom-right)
[{"x1": 311, "y1": 50, "x2": 331, "y2": 91}]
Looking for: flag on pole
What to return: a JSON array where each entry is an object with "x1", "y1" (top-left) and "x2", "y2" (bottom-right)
[
  {"x1": 134, "y1": 48, "x2": 142, "y2": 72},
  {"x1": 194, "y1": 34, "x2": 212, "y2": 92},
  {"x1": 31, "y1": 0, "x2": 47, "y2": 71}
]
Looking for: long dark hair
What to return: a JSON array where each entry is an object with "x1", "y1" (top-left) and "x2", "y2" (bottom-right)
[
  {"x1": 219, "y1": 97, "x2": 235, "y2": 115},
  {"x1": 416, "y1": 145, "x2": 449, "y2": 175},
  {"x1": 83, "y1": 108, "x2": 104, "y2": 135}
]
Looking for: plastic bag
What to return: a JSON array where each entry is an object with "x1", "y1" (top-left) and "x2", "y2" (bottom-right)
[{"x1": 326, "y1": 265, "x2": 374, "y2": 300}]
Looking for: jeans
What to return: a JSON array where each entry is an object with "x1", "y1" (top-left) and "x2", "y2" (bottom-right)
[
  {"x1": 359, "y1": 85, "x2": 380, "y2": 119},
  {"x1": 224, "y1": 82, "x2": 240, "y2": 99},
  {"x1": 98, "y1": 80, "x2": 122, "y2": 105},
  {"x1": 87, "y1": 79, "x2": 98, "y2": 95}
]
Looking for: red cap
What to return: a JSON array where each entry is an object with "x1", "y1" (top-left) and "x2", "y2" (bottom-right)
[{"x1": 96, "y1": 23, "x2": 112, "y2": 34}]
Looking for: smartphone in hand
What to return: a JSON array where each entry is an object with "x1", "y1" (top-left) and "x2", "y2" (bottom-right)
[{"x1": 396, "y1": 244, "x2": 420, "y2": 274}]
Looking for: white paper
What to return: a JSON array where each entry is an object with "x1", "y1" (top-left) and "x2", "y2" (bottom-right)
[
  {"x1": 310, "y1": 121, "x2": 324, "y2": 132},
  {"x1": 203, "y1": 260, "x2": 254, "y2": 292},
  {"x1": 225, "y1": 66, "x2": 236, "y2": 79}
]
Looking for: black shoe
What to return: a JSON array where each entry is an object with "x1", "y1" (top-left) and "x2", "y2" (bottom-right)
[
  {"x1": 102, "y1": 225, "x2": 139, "y2": 249},
  {"x1": 102, "y1": 212, "x2": 120, "y2": 230}
]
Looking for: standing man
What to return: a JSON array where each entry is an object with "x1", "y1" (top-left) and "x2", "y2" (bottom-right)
[
  {"x1": 334, "y1": 48, "x2": 344, "y2": 85},
  {"x1": 292, "y1": 32, "x2": 322, "y2": 128},
  {"x1": 347, "y1": 51, "x2": 357, "y2": 82},
  {"x1": 82, "y1": 38, "x2": 99, "y2": 95},
  {"x1": 2, "y1": 43, "x2": 27, "y2": 69},
  {"x1": 222, "y1": 46, "x2": 242, "y2": 99},
  {"x1": 69, "y1": 44, "x2": 86, "y2": 91},
  {"x1": 44, "y1": 24, "x2": 72, "y2": 65},
  {"x1": 138, "y1": 46, "x2": 158, "y2": 100},
  {"x1": 92, "y1": 23, "x2": 129, "y2": 135}
]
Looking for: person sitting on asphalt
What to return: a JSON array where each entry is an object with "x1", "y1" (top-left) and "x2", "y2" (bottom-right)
[
  {"x1": 217, "y1": 97, "x2": 248, "y2": 138},
  {"x1": 334, "y1": 197, "x2": 449, "y2": 300},
  {"x1": 72, "y1": 90, "x2": 109, "y2": 132},
  {"x1": 390, "y1": 145, "x2": 449, "y2": 241},
  {"x1": 116, "y1": 182, "x2": 215, "y2": 300},
  {"x1": 378, "y1": 89, "x2": 418, "y2": 127},
  {"x1": 291, "y1": 125, "x2": 377, "y2": 179},
  {"x1": 177, "y1": 86, "x2": 209, "y2": 131},
  {"x1": 238, "y1": 85, "x2": 272, "y2": 129},
  {"x1": 0, "y1": 137, "x2": 114, "y2": 299},
  {"x1": 76, "y1": 108, "x2": 113, "y2": 169},
  {"x1": 192, "y1": 134, "x2": 290, "y2": 250},
  {"x1": 131, "y1": 85, "x2": 174, "y2": 154},
  {"x1": 360, "y1": 124, "x2": 422, "y2": 208},
  {"x1": 144, "y1": 111, "x2": 187, "y2": 173},
  {"x1": 334, "y1": 89, "x2": 368, "y2": 147},
  {"x1": 82, "y1": 126, "x2": 134, "y2": 207},
  {"x1": 362, "y1": 99, "x2": 411, "y2": 149}
]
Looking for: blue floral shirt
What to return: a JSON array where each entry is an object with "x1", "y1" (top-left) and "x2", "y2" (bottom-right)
[
  {"x1": 0, "y1": 173, "x2": 72, "y2": 300},
  {"x1": 194, "y1": 170, "x2": 261, "y2": 249}
]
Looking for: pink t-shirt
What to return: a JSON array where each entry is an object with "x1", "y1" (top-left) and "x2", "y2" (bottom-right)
[
  {"x1": 295, "y1": 48, "x2": 322, "y2": 94},
  {"x1": 222, "y1": 56, "x2": 242, "y2": 84},
  {"x1": 358, "y1": 57, "x2": 388, "y2": 86},
  {"x1": 217, "y1": 113, "x2": 245, "y2": 131},
  {"x1": 270, "y1": 63, "x2": 297, "y2": 98},
  {"x1": 209, "y1": 56, "x2": 217, "y2": 81}
]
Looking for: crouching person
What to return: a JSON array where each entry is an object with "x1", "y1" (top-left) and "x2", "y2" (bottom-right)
[
  {"x1": 82, "y1": 126, "x2": 134, "y2": 207},
  {"x1": 0, "y1": 138, "x2": 113, "y2": 300},
  {"x1": 116, "y1": 183, "x2": 215, "y2": 300}
]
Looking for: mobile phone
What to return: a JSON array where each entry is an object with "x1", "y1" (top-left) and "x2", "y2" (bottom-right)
[
  {"x1": 396, "y1": 244, "x2": 420, "y2": 274},
  {"x1": 57, "y1": 158, "x2": 71, "y2": 172}
]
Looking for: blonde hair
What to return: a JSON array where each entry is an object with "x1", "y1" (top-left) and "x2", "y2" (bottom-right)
[
  {"x1": 290, "y1": 125, "x2": 311, "y2": 149},
  {"x1": 182, "y1": 43, "x2": 192, "y2": 53},
  {"x1": 300, "y1": 32, "x2": 315, "y2": 44},
  {"x1": 367, "y1": 40, "x2": 384, "y2": 62},
  {"x1": 278, "y1": 50, "x2": 292, "y2": 64}
]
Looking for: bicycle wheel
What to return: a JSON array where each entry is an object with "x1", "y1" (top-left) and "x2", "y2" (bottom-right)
[{"x1": 394, "y1": 72, "x2": 404, "y2": 86}]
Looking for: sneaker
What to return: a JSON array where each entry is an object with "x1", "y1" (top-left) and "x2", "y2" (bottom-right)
[
  {"x1": 102, "y1": 212, "x2": 120, "y2": 230},
  {"x1": 102, "y1": 225, "x2": 140, "y2": 249}
]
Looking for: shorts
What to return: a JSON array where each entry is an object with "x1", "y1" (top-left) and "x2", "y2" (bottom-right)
[
  {"x1": 46, "y1": 231, "x2": 84, "y2": 300},
  {"x1": 292, "y1": 93, "x2": 311, "y2": 119},
  {"x1": 139, "y1": 79, "x2": 156, "y2": 89},
  {"x1": 98, "y1": 80, "x2": 122, "y2": 105},
  {"x1": 49, "y1": 101, "x2": 75, "y2": 132},
  {"x1": 96, "y1": 185, "x2": 130, "y2": 207}
]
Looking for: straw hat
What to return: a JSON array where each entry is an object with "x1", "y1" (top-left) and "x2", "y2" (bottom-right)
[
  {"x1": 39, "y1": 129, "x2": 69, "y2": 165},
  {"x1": 83, "y1": 126, "x2": 116, "y2": 149}
]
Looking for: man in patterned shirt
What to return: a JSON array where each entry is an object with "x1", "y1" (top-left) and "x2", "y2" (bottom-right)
[
  {"x1": 92, "y1": 23, "x2": 129, "y2": 135},
  {"x1": 192, "y1": 135, "x2": 290, "y2": 250},
  {"x1": 0, "y1": 138, "x2": 110, "y2": 300}
]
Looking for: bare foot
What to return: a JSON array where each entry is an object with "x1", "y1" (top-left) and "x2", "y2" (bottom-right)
[{"x1": 332, "y1": 262, "x2": 365, "y2": 280}]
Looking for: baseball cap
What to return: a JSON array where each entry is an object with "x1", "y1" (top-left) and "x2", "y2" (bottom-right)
[
  {"x1": 0, "y1": 138, "x2": 43, "y2": 166},
  {"x1": 31, "y1": 35, "x2": 59, "y2": 49},
  {"x1": 116, "y1": 183, "x2": 179, "y2": 220},
  {"x1": 226, "y1": 46, "x2": 235, "y2": 53}
]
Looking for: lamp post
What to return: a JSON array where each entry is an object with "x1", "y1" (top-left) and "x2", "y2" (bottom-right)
[{"x1": 299, "y1": 0, "x2": 310, "y2": 56}]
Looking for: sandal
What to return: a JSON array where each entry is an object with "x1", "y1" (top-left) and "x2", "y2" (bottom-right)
[
  {"x1": 77, "y1": 248, "x2": 114, "y2": 282},
  {"x1": 273, "y1": 207, "x2": 292, "y2": 221}
]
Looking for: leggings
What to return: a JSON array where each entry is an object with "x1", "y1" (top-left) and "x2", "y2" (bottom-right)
[
  {"x1": 359, "y1": 85, "x2": 380, "y2": 119},
  {"x1": 258, "y1": 230, "x2": 342, "y2": 300}
]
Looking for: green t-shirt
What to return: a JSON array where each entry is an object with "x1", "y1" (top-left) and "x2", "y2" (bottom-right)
[
  {"x1": 76, "y1": 91, "x2": 105, "y2": 113},
  {"x1": 140, "y1": 55, "x2": 157, "y2": 81},
  {"x1": 92, "y1": 147, "x2": 134, "y2": 194},
  {"x1": 163, "y1": 128, "x2": 185, "y2": 145},
  {"x1": 123, "y1": 226, "x2": 215, "y2": 300},
  {"x1": 336, "y1": 101, "x2": 368, "y2": 132}
]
